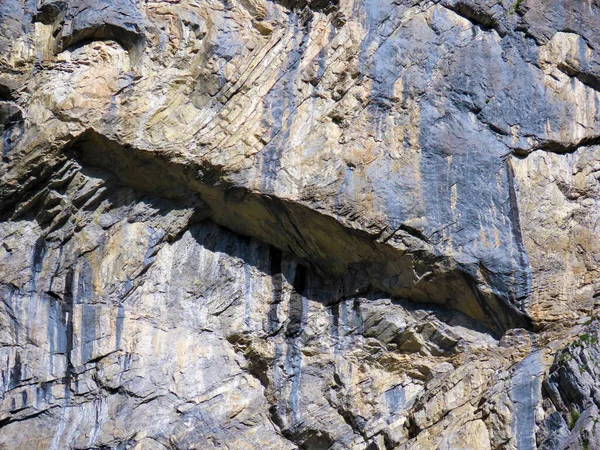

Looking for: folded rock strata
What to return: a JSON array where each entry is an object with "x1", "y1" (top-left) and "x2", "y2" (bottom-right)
[{"x1": 1, "y1": 0, "x2": 600, "y2": 448}]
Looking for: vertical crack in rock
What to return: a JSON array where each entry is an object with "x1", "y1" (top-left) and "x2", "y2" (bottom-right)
[{"x1": 62, "y1": 268, "x2": 75, "y2": 392}]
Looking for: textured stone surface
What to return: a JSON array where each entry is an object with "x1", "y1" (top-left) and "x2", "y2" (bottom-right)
[
  {"x1": 1, "y1": 0, "x2": 600, "y2": 448},
  {"x1": 538, "y1": 321, "x2": 600, "y2": 450}
]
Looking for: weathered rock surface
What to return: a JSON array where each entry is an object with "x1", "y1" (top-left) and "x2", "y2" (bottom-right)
[
  {"x1": 538, "y1": 320, "x2": 600, "y2": 450},
  {"x1": 1, "y1": 0, "x2": 600, "y2": 448}
]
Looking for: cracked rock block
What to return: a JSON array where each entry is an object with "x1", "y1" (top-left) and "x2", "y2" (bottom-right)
[
  {"x1": 539, "y1": 322, "x2": 600, "y2": 450},
  {"x1": 2, "y1": 0, "x2": 600, "y2": 448}
]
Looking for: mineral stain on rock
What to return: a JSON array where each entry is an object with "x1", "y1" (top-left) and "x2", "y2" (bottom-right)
[{"x1": 1, "y1": 0, "x2": 600, "y2": 448}]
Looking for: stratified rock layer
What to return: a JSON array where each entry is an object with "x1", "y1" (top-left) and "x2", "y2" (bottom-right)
[{"x1": 1, "y1": 0, "x2": 600, "y2": 449}]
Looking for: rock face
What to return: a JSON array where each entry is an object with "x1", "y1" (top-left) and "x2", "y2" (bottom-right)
[
  {"x1": 1, "y1": 0, "x2": 600, "y2": 448},
  {"x1": 539, "y1": 322, "x2": 600, "y2": 450}
]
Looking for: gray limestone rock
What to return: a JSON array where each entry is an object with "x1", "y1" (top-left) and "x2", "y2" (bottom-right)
[
  {"x1": 539, "y1": 322, "x2": 600, "y2": 450},
  {"x1": 2, "y1": 0, "x2": 600, "y2": 448}
]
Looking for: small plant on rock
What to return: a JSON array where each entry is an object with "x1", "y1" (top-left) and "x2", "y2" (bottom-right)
[{"x1": 569, "y1": 409, "x2": 581, "y2": 430}]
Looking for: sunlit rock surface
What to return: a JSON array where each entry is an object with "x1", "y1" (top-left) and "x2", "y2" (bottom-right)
[{"x1": 1, "y1": 0, "x2": 600, "y2": 448}]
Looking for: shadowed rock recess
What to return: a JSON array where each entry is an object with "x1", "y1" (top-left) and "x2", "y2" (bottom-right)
[{"x1": 2, "y1": 0, "x2": 600, "y2": 448}]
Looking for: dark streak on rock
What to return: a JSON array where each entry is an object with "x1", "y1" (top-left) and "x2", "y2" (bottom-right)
[
  {"x1": 62, "y1": 268, "x2": 75, "y2": 397},
  {"x1": 268, "y1": 246, "x2": 283, "y2": 334},
  {"x1": 8, "y1": 352, "x2": 22, "y2": 390}
]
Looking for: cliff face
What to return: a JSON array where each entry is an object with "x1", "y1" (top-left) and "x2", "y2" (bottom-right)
[{"x1": 1, "y1": 0, "x2": 600, "y2": 449}]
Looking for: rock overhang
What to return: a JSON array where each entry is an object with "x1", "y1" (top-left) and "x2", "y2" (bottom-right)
[
  {"x1": 49, "y1": 128, "x2": 531, "y2": 337},
  {"x1": 3, "y1": 0, "x2": 600, "y2": 336}
]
